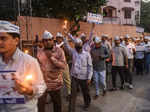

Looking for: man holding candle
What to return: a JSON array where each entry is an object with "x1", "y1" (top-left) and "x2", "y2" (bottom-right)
[
  {"x1": 37, "y1": 30, "x2": 66, "y2": 112},
  {"x1": 0, "y1": 21, "x2": 47, "y2": 112}
]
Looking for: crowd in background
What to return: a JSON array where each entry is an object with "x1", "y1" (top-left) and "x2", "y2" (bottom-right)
[{"x1": 36, "y1": 24, "x2": 150, "y2": 112}]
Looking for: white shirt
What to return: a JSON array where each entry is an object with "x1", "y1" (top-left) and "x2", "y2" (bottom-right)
[
  {"x1": 135, "y1": 44, "x2": 145, "y2": 59},
  {"x1": 124, "y1": 43, "x2": 135, "y2": 59},
  {"x1": 0, "y1": 48, "x2": 47, "y2": 112}
]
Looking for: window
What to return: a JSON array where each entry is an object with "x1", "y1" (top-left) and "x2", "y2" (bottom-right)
[
  {"x1": 135, "y1": 1, "x2": 140, "y2": 7},
  {"x1": 124, "y1": 0, "x2": 131, "y2": 2},
  {"x1": 124, "y1": 9, "x2": 132, "y2": 19}
]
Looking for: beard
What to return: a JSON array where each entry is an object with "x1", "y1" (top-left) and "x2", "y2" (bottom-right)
[
  {"x1": 75, "y1": 46, "x2": 82, "y2": 52},
  {"x1": 44, "y1": 45, "x2": 53, "y2": 50}
]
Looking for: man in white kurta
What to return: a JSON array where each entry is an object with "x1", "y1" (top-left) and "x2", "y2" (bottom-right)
[{"x1": 0, "y1": 21, "x2": 46, "y2": 112}]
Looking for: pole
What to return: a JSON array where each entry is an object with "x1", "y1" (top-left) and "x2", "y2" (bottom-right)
[{"x1": 18, "y1": 0, "x2": 20, "y2": 16}]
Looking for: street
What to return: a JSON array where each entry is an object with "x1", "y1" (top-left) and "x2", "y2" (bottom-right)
[{"x1": 46, "y1": 74, "x2": 150, "y2": 112}]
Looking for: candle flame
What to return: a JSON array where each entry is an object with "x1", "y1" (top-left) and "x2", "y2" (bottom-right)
[
  {"x1": 24, "y1": 50, "x2": 29, "y2": 54},
  {"x1": 64, "y1": 20, "x2": 68, "y2": 24},
  {"x1": 63, "y1": 20, "x2": 68, "y2": 29},
  {"x1": 25, "y1": 75, "x2": 33, "y2": 81}
]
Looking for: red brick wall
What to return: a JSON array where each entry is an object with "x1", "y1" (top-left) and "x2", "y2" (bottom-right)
[{"x1": 18, "y1": 16, "x2": 140, "y2": 41}]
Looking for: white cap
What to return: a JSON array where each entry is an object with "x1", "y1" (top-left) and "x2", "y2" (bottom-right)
[
  {"x1": 0, "y1": 20, "x2": 20, "y2": 34},
  {"x1": 114, "y1": 36, "x2": 120, "y2": 41},
  {"x1": 94, "y1": 36, "x2": 101, "y2": 43},
  {"x1": 125, "y1": 34, "x2": 130, "y2": 39},
  {"x1": 75, "y1": 38, "x2": 83, "y2": 44},
  {"x1": 56, "y1": 32, "x2": 63, "y2": 38},
  {"x1": 43, "y1": 30, "x2": 53, "y2": 39},
  {"x1": 80, "y1": 33, "x2": 86, "y2": 38},
  {"x1": 101, "y1": 34, "x2": 108, "y2": 38}
]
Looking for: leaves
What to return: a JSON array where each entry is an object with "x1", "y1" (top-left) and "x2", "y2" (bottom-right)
[{"x1": 140, "y1": 1, "x2": 150, "y2": 32}]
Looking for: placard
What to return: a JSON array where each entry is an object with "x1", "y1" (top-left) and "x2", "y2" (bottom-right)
[
  {"x1": 135, "y1": 46, "x2": 145, "y2": 52},
  {"x1": 87, "y1": 12, "x2": 103, "y2": 24},
  {"x1": 0, "y1": 71, "x2": 25, "y2": 104}
]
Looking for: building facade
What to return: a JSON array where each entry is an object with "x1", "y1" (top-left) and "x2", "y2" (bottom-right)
[{"x1": 102, "y1": 0, "x2": 141, "y2": 25}]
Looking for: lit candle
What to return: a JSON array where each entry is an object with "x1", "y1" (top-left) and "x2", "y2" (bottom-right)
[
  {"x1": 24, "y1": 50, "x2": 29, "y2": 54},
  {"x1": 25, "y1": 75, "x2": 33, "y2": 81},
  {"x1": 63, "y1": 20, "x2": 68, "y2": 29},
  {"x1": 22, "y1": 74, "x2": 33, "y2": 87}
]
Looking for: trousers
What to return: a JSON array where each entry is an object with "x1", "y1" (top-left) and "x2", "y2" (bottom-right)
[{"x1": 93, "y1": 70, "x2": 106, "y2": 95}]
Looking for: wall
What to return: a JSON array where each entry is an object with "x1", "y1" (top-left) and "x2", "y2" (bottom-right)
[{"x1": 17, "y1": 16, "x2": 140, "y2": 41}]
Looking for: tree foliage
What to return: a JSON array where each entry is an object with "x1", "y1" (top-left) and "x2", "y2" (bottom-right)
[
  {"x1": 140, "y1": 1, "x2": 150, "y2": 32},
  {"x1": 31, "y1": 0, "x2": 106, "y2": 35}
]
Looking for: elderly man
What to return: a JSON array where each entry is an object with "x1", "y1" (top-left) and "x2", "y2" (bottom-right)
[
  {"x1": 56, "y1": 32, "x2": 71, "y2": 100},
  {"x1": 111, "y1": 36, "x2": 128, "y2": 90},
  {"x1": 37, "y1": 31, "x2": 66, "y2": 112},
  {"x1": 91, "y1": 36, "x2": 109, "y2": 99},
  {"x1": 0, "y1": 21, "x2": 46, "y2": 112},
  {"x1": 101, "y1": 34, "x2": 112, "y2": 50},
  {"x1": 64, "y1": 35, "x2": 93, "y2": 112}
]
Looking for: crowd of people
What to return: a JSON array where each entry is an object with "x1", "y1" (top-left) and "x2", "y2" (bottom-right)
[
  {"x1": 0, "y1": 21, "x2": 150, "y2": 112},
  {"x1": 36, "y1": 23, "x2": 150, "y2": 112}
]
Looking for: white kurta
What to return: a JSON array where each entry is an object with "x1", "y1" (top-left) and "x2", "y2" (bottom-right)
[{"x1": 0, "y1": 48, "x2": 47, "y2": 112}]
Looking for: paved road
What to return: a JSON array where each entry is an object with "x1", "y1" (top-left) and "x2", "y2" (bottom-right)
[{"x1": 45, "y1": 74, "x2": 150, "y2": 112}]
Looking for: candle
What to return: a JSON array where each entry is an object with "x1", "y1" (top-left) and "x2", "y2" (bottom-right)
[
  {"x1": 63, "y1": 20, "x2": 68, "y2": 29},
  {"x1": 25, "y1": 75, "x2": 33, "y2": 81},
  {"x1": 24, "y1": 50, "x2": 29, "y2": 54}
]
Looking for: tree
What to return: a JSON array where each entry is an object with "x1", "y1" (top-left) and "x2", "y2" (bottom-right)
[
  {"x1": 140, "y1": 1, "x2": 150, "y2": 33},
  {"x1": 31, "y1": 0, "x2": 106, "y2": 35}
]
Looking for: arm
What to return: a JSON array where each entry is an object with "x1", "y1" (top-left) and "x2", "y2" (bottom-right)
[
  {"x1": 87, "y1": 23, "x2": 95, "y2": 45},
  {"x1": 87, "y1": 53, "x2": 93, "y2": 80},
  {"x1": 50, "y1": 48, "x2": 66, "y2": 69},
  {"x1": 122, "y1": 48, "x2": 128, "y2": 67},
  {"x1": 64, "y1": 37, "x2": 74, "y2": 56},
  {"x1": 68, "y1": 33, "x2": 77, "y2": 43},
  {"x1": 100, "y1": 47, "x2": 109, "y2": 59}
]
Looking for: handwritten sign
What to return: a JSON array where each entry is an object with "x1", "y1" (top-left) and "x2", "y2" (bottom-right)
[
  {"x1": 87, "y1": 12, "x2": 103, "y2": 24},
  {"x1": 0, "y1": 71, "x2": 25, "y2": 104}
]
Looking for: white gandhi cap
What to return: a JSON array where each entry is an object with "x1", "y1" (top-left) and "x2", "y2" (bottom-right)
[
  {"x1": 56, "y1": 32, "x2": 63, "y2": 38},
  {"x1": 94, "y1": 36, "x2": 101, "y2": 43},
  {"x1": 0, "y1": 20, "x2": 20, "y2": 34},
  {"x1": 114, "y1": 36, "x2": 120, "y2": 40},
  {"x1": 75, "y1": 38, "x2": 83, "y2": 45},
  {"x1": 43, "y1": 30, "x2": 53, "y2": 39}
]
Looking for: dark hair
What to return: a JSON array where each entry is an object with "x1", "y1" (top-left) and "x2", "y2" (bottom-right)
[{"x1": 7, "y1": 33, "x2": 20, "y2": 39}]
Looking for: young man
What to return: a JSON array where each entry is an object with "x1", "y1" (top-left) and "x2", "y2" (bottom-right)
[
  {"x1": 111, "y1": 36, "x2": 128, "y2": 90},
  {"x1": 64, "y1": 36, "x2": 93, "y2": 112},
  {"x1": 124, "y1": 36, "x2": 135, "y2": 89},
  {"x1": 91, "y1": 36, "x2": 109, "y2": 99},
  {"x1": 37, "y1": 31, "x2": 66, "y2": 112},
  {"x1": 0, "y1": 21, "x2": 46, "y2": 112}
]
